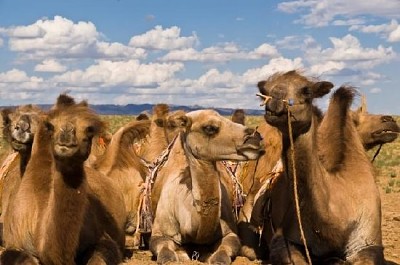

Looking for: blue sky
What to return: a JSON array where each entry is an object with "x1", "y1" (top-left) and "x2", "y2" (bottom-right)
[{"x1": 1, "y1": 0, "x2": 400, "y2": 114}]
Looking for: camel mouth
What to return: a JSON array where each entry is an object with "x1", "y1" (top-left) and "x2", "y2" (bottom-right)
[
  {"x1": 11, "y1": 140, "x2": 31, "y2": 151},
  {"x1": 372, "y1": 129, "x2": 399, "y2": 142},
  {"x1": 237, "y1": 143, "x2": 265, "y2": 160},
  {"x1": 54, "y1": 144, "x2": 79, "y2": 157}
]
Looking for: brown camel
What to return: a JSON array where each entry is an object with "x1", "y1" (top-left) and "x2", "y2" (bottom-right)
[
  {"x1": 255, "y1": 70, "x2": 384, "y2": 264},
  {"x1": 148, "y1": 109, "x2": 264, "y2": 264},
  {"x1": 237, "y1": 100, "x2": 399, "y2": 260},
  {"x1": 0, "y1": 105, "x2": 45, "y2": 245},
  {"x1": 1, "y1": 94, "x2": 126, "y2": 264},
  {"x1": 91, "y1": 118, "x2": 151, "y2": 237},
  {"x1": 352, "y1": 97, "x2": 399, "y2": 151},
  {"x1": 231, "y1": 109, "x2": 246, "y2": 125},
  {"x1": 138, "y1": 104, "x2": 188, "y2": 163}
]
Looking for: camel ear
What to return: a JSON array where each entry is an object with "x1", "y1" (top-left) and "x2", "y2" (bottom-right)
[
  {"x1": 257, "y1": 81, "x2": 267, "y2": 94},
  {"x1": 1, "y1": 108, "x2": 12, "y2": 127},
  {"x1": 312, "y1": 81, "x2": 334, "y2": 98}
]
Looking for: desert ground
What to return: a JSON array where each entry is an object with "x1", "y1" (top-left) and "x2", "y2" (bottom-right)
[{"x1": 0, "y1": 115, "x2": 399, "y2": 264}]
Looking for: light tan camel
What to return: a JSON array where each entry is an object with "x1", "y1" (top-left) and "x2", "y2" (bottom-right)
[
  {"x1": 256, "y1": 70, "x2": 384, "y2": 264},
  {"x1": 149, "y1": 109, "x2": 264, "y2": 264},
  {"x1": 1, "y1": 94, "x2": 126, "y2": 264}
]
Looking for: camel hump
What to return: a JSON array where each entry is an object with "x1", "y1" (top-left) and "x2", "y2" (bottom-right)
[
  {"x1": 152, "y1": 104, "x2": 170, "y2": 117},
  {"x1": 332, "y1": 86, "x2": 357, "y2": 109}
]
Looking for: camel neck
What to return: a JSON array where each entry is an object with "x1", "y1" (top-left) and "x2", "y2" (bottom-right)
[
  {"x1": 182, "y1": 135, "x2": 221, "y2": 240},
  {"x1": 37, "y1": 158, "x2": 88, "y2": 264}
]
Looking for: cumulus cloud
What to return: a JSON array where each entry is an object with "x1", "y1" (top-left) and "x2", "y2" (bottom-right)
[
  {"x1": 278, "y1": 0, "x2": 400, "y2": 27},
  {"x1": 370, "y1": 87, "x2": 382, "y2": 93},
  {"x1": 129, "y1": 25, "x2": 198, "y2": 50},
  {"x1": 2, "y1": 16, "x2": 146, "y2": 61},
  {"x1": 161, "y1": 43, "x2": 280, "y2": 62},
  {"x1": 50, "y1": 59, "x2": 184, "y2": 88},
  {"x1": 350, "y1": 19, "x2": 400, "y2": 42},
  {"x1": 305, "y1": 34, "x2": 395, "y2": 69},
  {"x1": 34, "y1": 59, "x2": 67, "y2": 72}
]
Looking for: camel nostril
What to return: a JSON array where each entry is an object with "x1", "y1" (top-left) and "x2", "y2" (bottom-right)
[{"x1": 382, "y1": 115, "x2": 395, "y2": 123}]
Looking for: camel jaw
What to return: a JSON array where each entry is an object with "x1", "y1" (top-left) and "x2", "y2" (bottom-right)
[{"x1": 236, "y1": 143, "x2": 265, "y2": 160}]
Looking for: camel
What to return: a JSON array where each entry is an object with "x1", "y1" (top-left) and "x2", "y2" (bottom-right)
[
  {"x1": 352, "y1": 97, "x2": 399, "y2": 151},
  {"x1": 255, "y1": 70, "x2": 384, "y2": 264},
  {"x1": 148, "y1": 109, "x2": 264, "y2": 264},
  {"x1": 138, "y1": 104, "x2": 188, "y2": 164},
  {"x1": 90, "y1": 118, "x2": 150, "y2": 237},
  {"x1": 1, "y1": 94, "x2": 126, "y2": 264},
  {"x1": 0, "y1": 105, "x2": 45, "y2": 245},
  {"x1": 237, "y1": 101, "x2": 399, "y2": 260},
  {"x1": 231, "y1": 109, "x2": 246, "y2": 125}
]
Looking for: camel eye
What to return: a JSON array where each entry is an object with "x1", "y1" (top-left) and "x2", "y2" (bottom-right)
[{"x1": 202, "y1": 125, "x2": 219, "y2": 136}]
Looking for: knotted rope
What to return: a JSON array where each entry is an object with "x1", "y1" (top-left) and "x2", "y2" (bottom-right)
[
  {"x1": 257, "y1": 93, "x2": 312, "y2": 265},
  {"x1": 221, "y1": 160, "x2": 245, "y2": 220},
  {"x1": 136, "y1": 134, "x2": 179, "y2": 234}
]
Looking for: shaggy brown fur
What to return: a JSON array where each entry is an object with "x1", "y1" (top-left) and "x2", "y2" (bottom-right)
[
  {"x1": 257, "y1": 70, "x2": 384, "y2": 264},
  {"x1": 1, "y1": 94, "x2": 126, "y2": 264},
  {"x1": 149, "y1": 109, "x2": 264, "y2": 265}
]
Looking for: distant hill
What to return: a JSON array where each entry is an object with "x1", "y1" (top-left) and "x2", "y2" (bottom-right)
[{"x1": 1, "y1": 103, "x2": 264, "y2": 116}]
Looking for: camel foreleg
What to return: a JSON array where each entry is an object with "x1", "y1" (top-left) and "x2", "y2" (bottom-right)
[
  {"x1": 149, "y1": 235, "x2": 181, "y2": 265},
  {"x1": 269, "y1": 228, "x2": 308, "y2": 265},
  {"x1": 0, "y1": 249, "x2": 40, "y2": 265},
  {"x1": 85, "y1": 234, "x2": 123, "y2": 265},
  {"x1": 208, "y1": 232, "x2": 241, "y2": 265},
  {"x1": 346, "y1": 245, "x2": 384, "y2": 265}
]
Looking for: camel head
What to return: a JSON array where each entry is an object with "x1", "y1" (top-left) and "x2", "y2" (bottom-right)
[
  {"x1": 231, "y1": 109, "x2": 246, "y2": 125},
  {"x1": 184, "y1": 109, "x2": 264, "y2": 161},
  {"x1": 151, "y1": 104, "x2": 189, "y2": 142},
  {"x1": 352, "y1": 108, "x2": 399, "y2": 150},
  {"x1": 1, "y1": 104, "x2": 44, "y2": 153},
  {"x1": 257, "y1": 70, "x2": 333, "y2": 136},
  {"x1": 46, "y1": 95, "x2": 105, "y2": 162}
]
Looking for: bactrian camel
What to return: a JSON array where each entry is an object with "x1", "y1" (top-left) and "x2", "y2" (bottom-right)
[
  {"x1": 149, "y1": 109, "x2": 264, "y2": 264},
  {"x1": 256, "y1": 70, "x2": 384, "y2": 264},
  {"x1": 0, "y1": 104, "x2": 44, "y2": 245},
  {"x1": 1, "y1": 94, "x2": 126, "y2": 264},
  {"x1": 237, "y1": 101, "x2": 399, "y2": 261}
]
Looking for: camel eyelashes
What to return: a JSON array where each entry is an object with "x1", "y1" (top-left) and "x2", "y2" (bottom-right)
[{"x1": 202, "y1": 124, "x2": 219, "y2": 136}]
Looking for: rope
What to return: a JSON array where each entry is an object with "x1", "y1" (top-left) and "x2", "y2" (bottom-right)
[
  {"x1": 137, "y1": 134, "x2": 179, "y2": 233},
  {"x1": 371, "y1": 144, "x2": 383, "y2": 163},
  {"x1": 286, "y1": 105, "x2": 312, "y2": 265},
  {"x1": 222, "y1": 160, "x2": 245, "y2": 220}
]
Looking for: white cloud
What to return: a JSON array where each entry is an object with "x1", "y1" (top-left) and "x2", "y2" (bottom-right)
[
  {"x1": 34, "y1": 59, "x2": 67, "y2": 72},
  {"x1": 3, "y1": 16, "x2": 146, "y2": 61},
  {"x1": 350, "y1": 19, "x2": 400, "y2": 42},
  {"x1": 161, "y1": 43, "x2": 280, "y2": 63},
  {"x1": 0, "y1": 38, "x2": 3, "y2": 47},
  {"x1": 50, "y1": 59, "x2": 184, "y2": 88},
  {"x1": 370, "y1": 87, "x2": 382, "y2": 93},
  {"x1": 278, "y1": 0, "x2": 400, "y2": 27},
  {"x1": 305, "y1": 34, "x2": 395, "y2": 69},
  {"x1": 129, "y1": 25, "x2": 198, "y2": 50}
]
